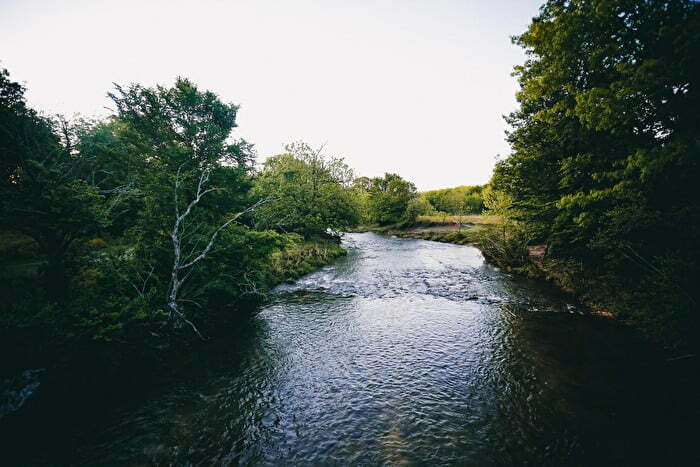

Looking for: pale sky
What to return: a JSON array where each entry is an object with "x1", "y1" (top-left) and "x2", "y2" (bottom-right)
[{"x1": 0, "y1": 0, "x2": 541, "y2": 190}]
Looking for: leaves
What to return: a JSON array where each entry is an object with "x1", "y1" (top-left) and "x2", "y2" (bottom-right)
[
  {"x1": 252, "y1": 142, "x2": 359, "y2": 237},
  {"x1": 492, "y1": 0, "x2": 700, "y2": 345}
]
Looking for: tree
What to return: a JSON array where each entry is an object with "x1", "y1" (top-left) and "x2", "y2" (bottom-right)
[
  {"x1": 0, "y1": 69, "x2": 110, "y2": 295},
  {"x1": 492, "y1": 0, "x2": 700, "y2": 344},
  {"x1": 252, "y1": 141, "x2": 359, "y2": 238},
  {"x1": 166, "y1": 165, "x2": 267, "y2": 336},
  {"x1": 108, "y1": 78, "x2": 266, "y2": 332},
  {"x1": 365, "y1": 173, "x2": 417, "y2": 225},
  {"x1": 421, "y1": 185, "x2": 485, "y2": 215},
  {"x1": 497, "y1": 0, "x2": 699, "y2": 251},
  {"x1": 405, "y1": 196, "x2": 435, "y2": 221}
]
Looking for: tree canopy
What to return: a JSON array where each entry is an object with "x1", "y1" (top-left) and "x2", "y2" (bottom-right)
[
  {"x1": 361, "y1": 173, "x2": 418, "y2": 225},
  {"x1": 491, "y1": 0, "x2": 700, "y2": 344},
  {"x1": 420, "y1": 185, "x2": 485, "y2": 215},
  {"x1": 252, "y1": 141, "x2": 359, "y2": 238}
]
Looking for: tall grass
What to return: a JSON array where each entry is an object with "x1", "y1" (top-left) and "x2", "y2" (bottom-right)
[{"x1": 415, "y1": 214, "x2": 500, "y2": 226}]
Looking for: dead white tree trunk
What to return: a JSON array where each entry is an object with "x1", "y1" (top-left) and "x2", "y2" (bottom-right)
[{"x1": 167, "y1": 165, "x2": 267, "y2": 338}]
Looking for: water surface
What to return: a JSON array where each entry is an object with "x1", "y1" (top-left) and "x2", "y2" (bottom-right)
[{"x1": 77, "y1": 233, "x2": 694, "y2": 465}]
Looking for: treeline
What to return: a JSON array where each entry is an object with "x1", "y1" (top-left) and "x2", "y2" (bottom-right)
[
  {"x1": 483, "y1": 0, "x2": 699, "y2": 348},
  {"x1": 420, "y1": 185, "x2": 485, "y2": 216},
  {"x1": 0, "y1": 70, "x2": 420, "y2": 371},
  {"x1": 352, "y1": 180, "x2": 488, "y2": 225}
]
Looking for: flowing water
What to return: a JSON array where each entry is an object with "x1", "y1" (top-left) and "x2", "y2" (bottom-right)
[{"x1": 75, "y1": 233, "x2": 694, "y2": 465}]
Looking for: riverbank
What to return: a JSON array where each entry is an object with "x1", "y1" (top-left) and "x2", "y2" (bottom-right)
[
  {"x1": 350, "y1": 215, "x2": 495, "y2": 244},
  {"x1": 0, "y1": 234, "x2": 347, "y2": 371},
  {"x1": 353, "y1": 217, "x2": 695, "y2": 351},
  {"x1": 357, "y1": 219, "x2": 617, "y2": 312}
]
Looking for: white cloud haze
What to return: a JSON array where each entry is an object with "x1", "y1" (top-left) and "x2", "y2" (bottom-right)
[{"x1": 0, "y1": 0, "x2": 541, "y2": 190}]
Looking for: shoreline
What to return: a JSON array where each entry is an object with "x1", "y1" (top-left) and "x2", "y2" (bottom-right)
[
  {"x1": 352, "y1": 221, "x2": 622, "y2": 320},
  {"x1": 354, "y1": 221, "x2": 694, "y2": 354}
]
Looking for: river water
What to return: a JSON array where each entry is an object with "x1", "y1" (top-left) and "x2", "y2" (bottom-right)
[{"x1": 76, "y1": 233, "x2": 695, "y2": 465}]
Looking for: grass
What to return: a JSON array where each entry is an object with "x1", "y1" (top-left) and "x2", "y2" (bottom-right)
[
  {"x1": 415, "y1": 214, "x2": 500, "y2": 225},
  {"x1": 349, "y1": 214, "x2": 500, "y2": 242},
  {"x1": 269, "y1": 237, "x2": 346, "y2": 283},
  {"x1": 395, "y1": 230, "x2": 476, "y2": 245}
]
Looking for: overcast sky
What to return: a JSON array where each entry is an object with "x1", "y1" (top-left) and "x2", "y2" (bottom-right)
[{"x1": 1, "y1": 0, "x2": 541, "y2": 190}]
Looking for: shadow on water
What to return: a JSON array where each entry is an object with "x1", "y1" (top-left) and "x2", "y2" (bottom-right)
[{"x1": 14, "y1": 233, "x2": 697, "y2": 465}]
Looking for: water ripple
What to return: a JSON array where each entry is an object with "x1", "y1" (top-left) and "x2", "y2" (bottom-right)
[{"x1": 75, "y1": 233, "x2": 676, "y2": 466}]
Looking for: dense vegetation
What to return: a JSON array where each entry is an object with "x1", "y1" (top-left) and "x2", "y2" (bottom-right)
[
  {"x1": 0, "y1": 66, "x2": 445, "y2": 378},
  {"x1": 252, "y1": 141, "x2": 359, "y2": 237},
  {"x1": 353, "y1": 173, "x2": 420, "y2": 225},
  {"x1": 420, "y1": 185, "x2": 485, "y2": 216},
  {"x1": 0, "y1": 71, "x2": 356, "y2": 373},
  {"x1": 485, "y1": 0, "x2": 699, "y2": 348}
]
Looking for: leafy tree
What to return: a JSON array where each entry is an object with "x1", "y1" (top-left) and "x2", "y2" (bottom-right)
[
  {"x1": 107, "y1": 78, "x2": 267, "y2": 331},
  {"x1": 74, "y1": 118, "x2": 148, "y2": 235},
  {"x1": 421, "y1": 185, "x2": 485, "y2": 215},
  {"x1": 492, "y1": 0, "x2": 700, "y2": 345},
  {"x1": 365, "y1": 173, "x2": 418, "y2": 225},
  {"x1": 0, "y1": 69, "x2": 110, "y2": 294},
  {"x1": 350, "y1": 176, "x2": 374, "y2": 224},
  {"x1": 252, "y1": 141, "x2": 359, "y2": 238},
  {"x1": 405, "y1": 196, "x2": 435, "y2": 220}
]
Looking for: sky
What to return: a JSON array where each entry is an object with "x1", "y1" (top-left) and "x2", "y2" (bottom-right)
[{"x1": 0, "y1": 0, "x2": 542, "y2": 190}]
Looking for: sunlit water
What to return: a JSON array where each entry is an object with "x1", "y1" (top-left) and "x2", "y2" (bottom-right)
[{"x1": 76, "y1": 233, "x2": 694, "y2": 465}]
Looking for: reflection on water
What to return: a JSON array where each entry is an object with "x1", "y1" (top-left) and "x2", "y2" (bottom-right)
[{"x1": 77, "y1": 233, "x2": 695, "y2": 465}]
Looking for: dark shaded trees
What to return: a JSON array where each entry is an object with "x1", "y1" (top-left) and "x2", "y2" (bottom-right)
[
  {"x1": 491, "y1": 0, "x2": 700, "y2": 345},
  {"x1": 0, "y1": 70, "x2": 110, "y2": 295}
]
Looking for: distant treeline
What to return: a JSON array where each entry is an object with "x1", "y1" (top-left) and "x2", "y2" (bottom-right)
[{"x1": 420, "y1": 185, "x2": 485, "y2": 216}]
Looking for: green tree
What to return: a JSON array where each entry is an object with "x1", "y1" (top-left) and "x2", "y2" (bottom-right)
[
  {"x1": 365, "y1": 173, "x2": 418, "y2": 225},
  {"x1": 493, "y1": 0, "x2": 700, "y2": 345},
  {"x1": 252, "y1": 141, "x2": 359, "y2": 238},
  {"x1": 107, "y1": 78, "x2": 267, "y2": 332},
  {"x1": 421, "y1": 185, "x2": 485, "y2": 215},
  {"x1": 405, "y1": 196, "x2": 435, "y2": 220},
  {"x1": 0, "y1": 69, "x2": 110, "y2": 295}
]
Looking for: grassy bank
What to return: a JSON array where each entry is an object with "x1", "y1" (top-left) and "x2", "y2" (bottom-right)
[
  {"x1": 351, "y1": 215, "x2": 497, "y2": 245},
  {"x1": 269, "y1": 236, "x2": 347, "y2": 283}
]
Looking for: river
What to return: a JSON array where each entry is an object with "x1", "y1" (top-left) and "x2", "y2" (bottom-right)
[{"x1": 75, "y1": 233, "x2": 695, "y2": 465}]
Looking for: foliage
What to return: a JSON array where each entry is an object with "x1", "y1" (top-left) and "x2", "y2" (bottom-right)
[
  {"x1": 404, "y1": 196, "x2": 435, "y2": 220},
  {"x1": 0, "y1": 72, "x2": 112, "y2": 296},
  {"x1": 0, "y1": 70, "x2": 353, "y2": 370},
  {"x1": 252, "y1": 141, "x2": 359, "y2": 238},
  {"x1": 103, "y1": 78, "x2": 268, "y2": 334},
  {"x1": 361, "y1": 173, "x2": 418, "y2": 225},
  {"x1": 420, "y1": 185, "x2": 485, "y2": 215},
  {"x1": 491, "y1": 0, "x2": 700, "y2": 347},
  {"x1": 268, "y1": 234, "x2": 346, "y2": 283}
]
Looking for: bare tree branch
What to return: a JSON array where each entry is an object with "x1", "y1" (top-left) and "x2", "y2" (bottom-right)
[{"x1": 166, "y1": 164, "x2": 270, "y2": 338}]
